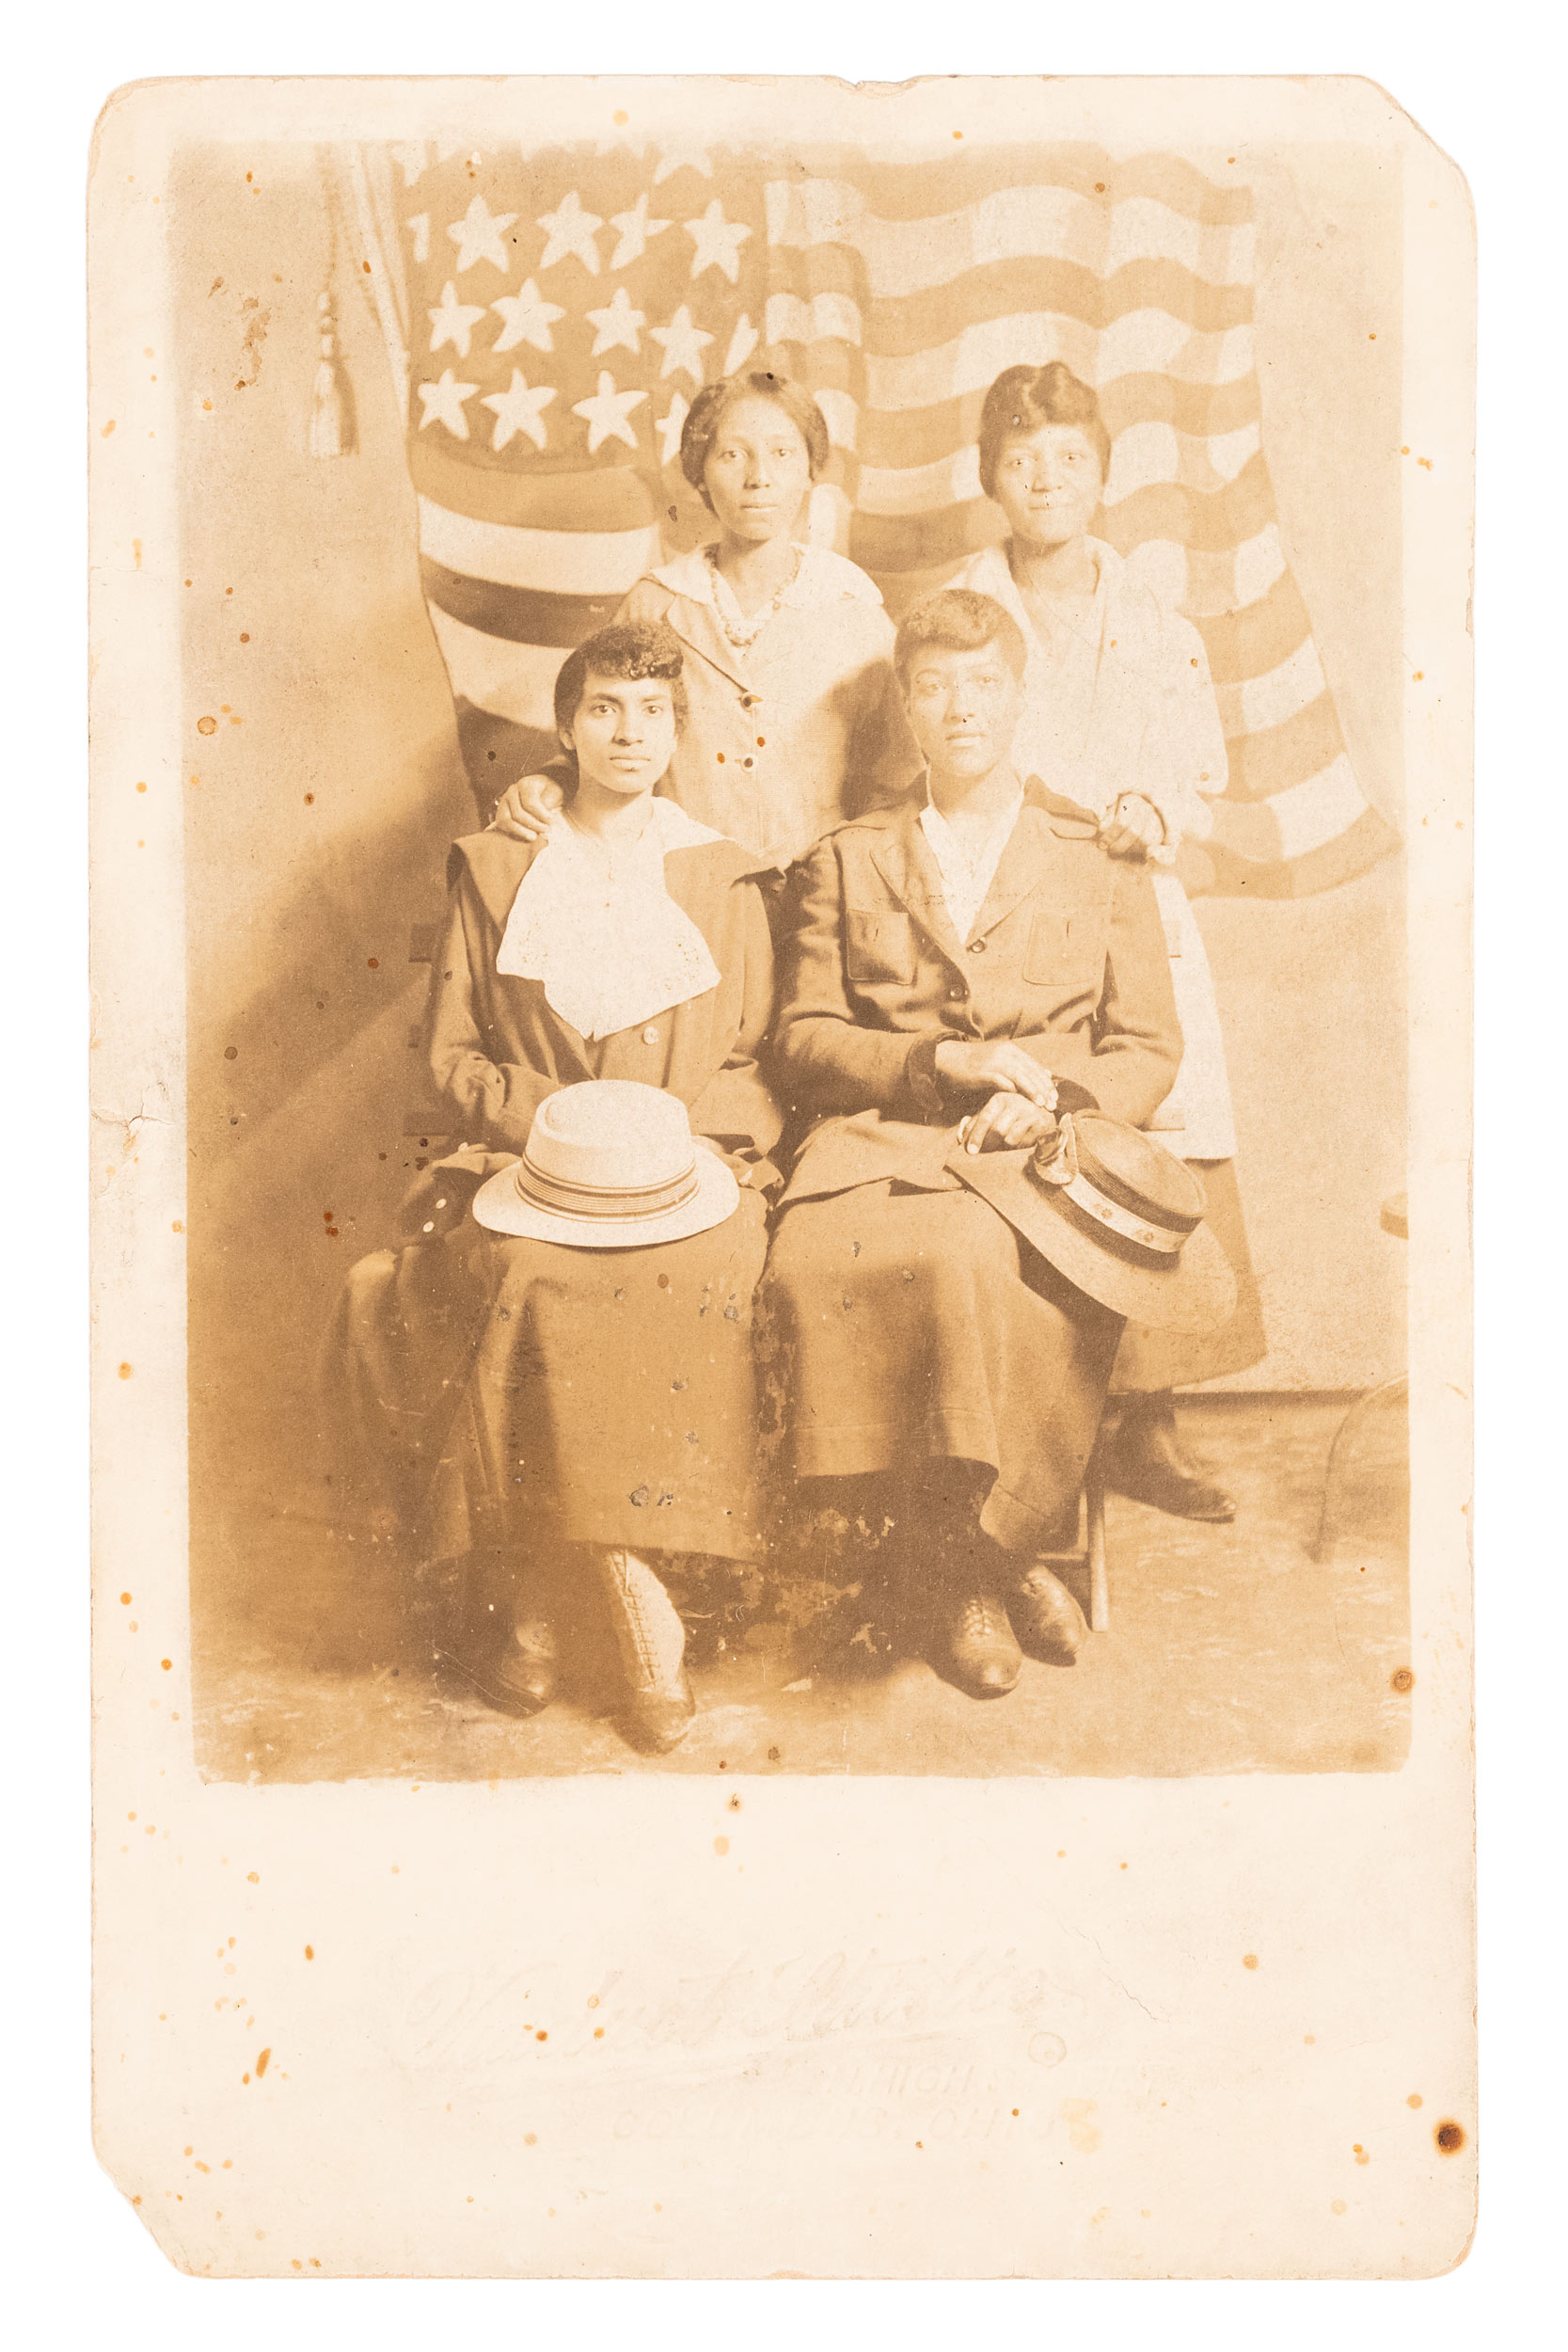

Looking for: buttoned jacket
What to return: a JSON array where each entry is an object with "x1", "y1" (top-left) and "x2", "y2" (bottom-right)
[
  {"x1": 425, "y1": 828, "x2": 784, "y2": 1181},
  {"x1": 772, "y1": 782, "x2": 1181, "y2": 1205}
]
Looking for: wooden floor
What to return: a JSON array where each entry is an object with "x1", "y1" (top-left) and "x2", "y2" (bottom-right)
[{"x1": 191, "y1": 1393, "x2": 1409, "y2": 1783}]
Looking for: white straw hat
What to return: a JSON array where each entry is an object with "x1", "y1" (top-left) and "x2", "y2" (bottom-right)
[{"x1": 471, "y1": 1079, "x2": 739, "y2": 1249}]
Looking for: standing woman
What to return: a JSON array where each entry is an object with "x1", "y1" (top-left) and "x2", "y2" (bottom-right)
[
  {"x1": 328, "y1": 622, "x2": 783, "y2": 1756},
  {"x1": 489, "y1": 370, "x2": 919, "y2": 873},
  {"x1": 949, "y1": 361, "x2": 1266, "y2": 1519}
]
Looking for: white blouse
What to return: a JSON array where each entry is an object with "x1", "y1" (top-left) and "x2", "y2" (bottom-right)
[{"x1": 495, "y1": 795, "x2": 726, "y2": 1041}]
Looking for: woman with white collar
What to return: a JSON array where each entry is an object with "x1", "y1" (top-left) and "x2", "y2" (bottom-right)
[
  {"x1": 489, "y1": 370, "x2": 919, "y2": 874},
  {"x1": 949, "y1": 362, "x2": 1266, "y2": 1520},
  {"x1": 330, "y1": 622, "x2": 783, "y2": 1757}
]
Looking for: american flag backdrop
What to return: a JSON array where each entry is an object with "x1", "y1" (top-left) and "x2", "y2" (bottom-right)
[{"x1": 341, "y1": 137, "x2": 1398, "y2": 898}]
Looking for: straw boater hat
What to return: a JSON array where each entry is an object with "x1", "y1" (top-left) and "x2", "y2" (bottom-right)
[
  {"x1": 948, "y1": 1111, "x2": 1236, "y2": 1332},
  {"x1": 472, "y1": 1079, "x2": 739, "y2": 1249}
]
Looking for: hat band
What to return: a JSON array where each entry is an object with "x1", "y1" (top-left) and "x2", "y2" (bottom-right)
[
  {"x1": 515, "y1": 1150, "x2": 700, "y2": 1223},
  {"x1": 1029, "y1": 1116, "x2": 1184, "y2": 1258}
]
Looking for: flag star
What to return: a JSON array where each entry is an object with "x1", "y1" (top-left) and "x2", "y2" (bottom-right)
[
  {"x1": 447, "y1": 193, "x2": 517, "y2": 276},
  {"x1": 482, "y1": 370, "x2": 556, "y2": 453},
  {"x1": 428, "y1": 280, "x2": 488, "y2": 359},
  {"x1": 655, "y1": 391, "x2": 690, "y2": 466},
  {"x1": 685, "y1": 199, "x2": 752, "y2": 284},
  {"x1": 584, "y1": 286, "x2": 646, "y2": 358},
  {"x1": 572, "y1": 371, "x2": 647, "y2": 454},
  {"x1": 491, "y1": 278, "x2": 565, "y2": 355},
  {"x1": 722, "y1": 313, "x2": 759, "y2": 374},
  {"x1": 536, "y1": 190, "x2": 603, "y2": 275},
  {"x1": 416, "y1": 370, "x2": 479, "y2": 440},
  {"x1": 654, "y1": 147, "x2": 714, "y2": 184},
  {"x1": 649, "y1": 304, "x2": 714, "y2": 385},
  {"x1": 608, "y1": 193, "x2": 673, "y2": 270}
]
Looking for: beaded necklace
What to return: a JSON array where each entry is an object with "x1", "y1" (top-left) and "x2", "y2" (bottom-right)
[{"x1": 705, "y1": 542, "x2": 803, "y2": 650}]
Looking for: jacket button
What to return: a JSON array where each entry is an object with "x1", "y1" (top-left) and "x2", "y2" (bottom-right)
[
  {"x1": 742, "y1": 756, "x2": 754, "y2": 769},
  {"x1": 755, "y1": 737, "x2": 766, "y2": 748},
  {"x1": 641, "y1": 1025, "x2": 659, "y2": 1044},
  {"x1": 968, "y1": 938, "x2": 987, "y2": 954}
]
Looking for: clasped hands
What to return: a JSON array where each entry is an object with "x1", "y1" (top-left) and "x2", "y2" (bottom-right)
[{"x1": 934, "y1": 1039, "x2": 1059, "y2": 1156}]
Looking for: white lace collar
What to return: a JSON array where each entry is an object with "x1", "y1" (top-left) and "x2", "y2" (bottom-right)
[{"x1": 495, "y1": 796, "x2": 727, "y2": 1041}]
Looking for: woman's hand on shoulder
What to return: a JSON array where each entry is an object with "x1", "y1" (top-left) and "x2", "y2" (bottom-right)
[
  {"x1": 490, "y1": 773, "x2": 565, "y2": 842},
  {"x1": 958, "y1": 1095, "x2": 1058, "y2": 1156},
  {"x1": 1099, "y1": 792, "x2": 1165, "y2": 860}
]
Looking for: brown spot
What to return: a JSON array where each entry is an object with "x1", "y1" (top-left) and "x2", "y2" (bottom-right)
[
  {"x1": 135, "y1": 780, "x2": 147, "y2": 793},
  {"x1": 613, "y1": 109, "x2": 629, "y2": 125},
  {"x1": 953, "y1": 131, "x2": 963, "y2": 140},
  {"x1": 304, "y1": 1945, "x2": 313, "y2": 1960},
  {"x1": 1242, "y1": 1954, "x2": 1259, "y2": 1970},
  {"x1": 594, "y1": 2026, "x2": 604, "y2": 2039},
  {"x1": 197, "y1": 716, "x2": 217, "y2": 736},
  {"x1": 304, "y1": 793, "x2": 314, "y2": 804},
  {"x1": 1402, "y1": 445, "x2": 1410, "y2": 454},
  {"x1": 535, "y1": 2029, "x2": 547, "y2": 2042},
  {"x1": 1390, "y1": 1667, "x2": 1415, "y2": 1692},
  {"x1": 120, "y1": 1593, "x2": 132, "y2": 1605},
  {"x1": 768, "y1": 1745, "x2": 781, "y2": 1761},
  {"x1": 102, "y1": 420, "x2": 116, "y2": 437},
  {"x1": 118, "y1": 1362, "x2": 133, "y2": 1379},
  {"x1": 1331, "y1": 2199, "x2": 1347, "y2": 2216},
  {"x1": 1418, "y1": 456, "x2": 1432, "y2": 470},
  {"x1": 246, "y1": 1870, "x2": 259, "y2": 1883},
  {"x1": 525, "y1": 2131, "x2": 538, "y2": 2144},
  {"x1": 172, "y1": 1221, "x2": 183, "y2": 1233},
  {"x1": 1094, "y1": 182, "x2": 1105, "y2": 193},
  {"x1": 224, "y1": 1045, "x2": 238, "y2": 1061},
  {"x1": 657, "y1": 1272, "x2": 671, "y2": 1288},
  {"x1": 1369, "y1": 333, "x2": 1376, "y2": 341},
  {"x1": 161, "y1": 1659, "x2": 172, "y2": 1671},
  {"x1": 255, "y1": 2047, "x2": 271, "y2": 2078},
  {"x1": 1407, "y1": 2093, "x2": 1423, "y2": 2109},
  {"x1": 728, "y1": 1793, "x2": 741, "y2": 1810},
  {"x1": 1411, "y1": 673, "x2": 1423, "y2": 684},
  {"x1": 713, "y1": 1836, "x2": 730, "y2": 1856},
  {"x1": 1435, "y1": 2121, "x2": 1465, "y2": 2153},
  {"x1": 242, "y1": 2073, "x2": 250, "y2": 2085},
  {"x1": 367, "y1": 957, "x2": 379, "y2": 969},
  {"x1": 240, "y1": 632, "x2": 250, "y2": 643}
]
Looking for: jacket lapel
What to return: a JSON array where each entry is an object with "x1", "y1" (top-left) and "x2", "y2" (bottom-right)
[
  {"x1": 661, "y1": 595, "x2": 756, "y2": 700},
  {"x1": 968, "y1": 804, "x2": 1076, "y2": 942},
  {"x1": 868, "y1": 806, "x2": 970, "y2": 969}
]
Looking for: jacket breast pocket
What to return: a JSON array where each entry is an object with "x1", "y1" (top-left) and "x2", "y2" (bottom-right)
[
  {"x1": 1022, "y1": 911, "x2": 1103, "y2": 987},
  {"x1": 846, "y1": 908, "x2": 919, "y2": 988}
]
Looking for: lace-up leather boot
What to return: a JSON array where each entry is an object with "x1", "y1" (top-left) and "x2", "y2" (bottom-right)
[
  {"x1": 938, "y1": 1584, "x2": 1023, "y2": 1699},
  {"x1": 599, "y1": 1549, "x2": 696, "y2": 1754}
]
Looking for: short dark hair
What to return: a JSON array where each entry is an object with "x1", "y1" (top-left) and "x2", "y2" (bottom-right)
[
  {"x1": 977, "y1": 361, "x2": 1112, "y2": 498},
  {"x1": 893, "y1": 589, "x2": 1028, "y2": 692},
  {"x1": 679, "y1": 371, "x2": 831, "y2": 505},
  {"x1": 553, "y1": 620, "x2": 689, "y2": 737}
]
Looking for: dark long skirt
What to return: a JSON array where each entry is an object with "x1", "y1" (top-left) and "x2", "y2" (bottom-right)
[
  {"x1": 757, "y1": 1180, "x2": 1124, "y2": 1555},
  {"x1": 1110, "y1": 1155, "x2": 1267, "y2": 1391},
  {"x1": 327, "y1": 1189, "x2": 770, "y2": 1567}
]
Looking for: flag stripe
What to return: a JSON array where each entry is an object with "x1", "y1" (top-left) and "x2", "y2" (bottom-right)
[
  {"x1": 853, "y1": 368, "x2": 1261, "y2": 471},
  {"x1": 1202, "y1": 803, "x2": 1400, "y2": 898},
  {"x1": 1195, "y1": 569, "x2": 1313, "y2": 686},
  {"x1": 409, "y1": 435, "x2": 662, "y2": 531},
  {"x1": 815, "y1": 149, "x2": 1253, "y2": 227},
  {"x1": 427, "y1": 603, "x2": 563, "y2": 728},
  {"x1": 417, "y1": 495, "x2": 660, "y2": 593},
  {"x1": 420, "y1": 559, "x2": 626, "y2": 649},
  {"x1": 1224, "y1": 691, "x2": 1347, "y2": 802}
]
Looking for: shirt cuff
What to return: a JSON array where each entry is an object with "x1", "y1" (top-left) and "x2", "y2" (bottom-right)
[{"x1": 904, "y1": 1030, "x2": 949, "y2": 1120}]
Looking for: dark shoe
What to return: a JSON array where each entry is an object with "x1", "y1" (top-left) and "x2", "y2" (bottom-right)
[
  {"x1": 1106, "y1": 1395, "x2": 1236, "y2": 1522},
  {"x1": 937, "y1": 1587, "x2": 1023, "y2": 1698},
  {"x1": 600, "y1": 1549, "x2": 697, "y2": 1756},
  {"x1": 1010, "y1": 1565, "x2": 1088, "y2": 1664},
  {"x1": 451, "y1": 1615, "x2": 558, "y2": 1718}
]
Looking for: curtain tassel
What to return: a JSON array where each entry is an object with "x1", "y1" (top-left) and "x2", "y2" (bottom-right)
[{"x1": 309, "y1": 289, "x2": 357, "y2": 459}]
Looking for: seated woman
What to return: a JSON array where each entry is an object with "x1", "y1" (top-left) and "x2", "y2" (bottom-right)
[
  {"x1": 759, "y1": 590, "x2": 1183, "y2": 1699},
  {"x1": 330, "y1": 622, "x2": 782, "y2": 1756}
]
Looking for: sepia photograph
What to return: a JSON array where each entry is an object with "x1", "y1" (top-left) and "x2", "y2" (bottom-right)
[{"x1": 88, "y1": 72, "x2": 1473, "y2": 2279}]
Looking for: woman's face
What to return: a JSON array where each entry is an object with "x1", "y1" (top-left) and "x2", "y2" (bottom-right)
[
  {"x1": 990, "y1": 421, "x2": 1104, "y2": 549},
  {"x1": 562, "y1": 671, "x2": 679, "y2": 799},
  {"x1": 701, "y1": 395, "x2": 814, "y2": 544}
]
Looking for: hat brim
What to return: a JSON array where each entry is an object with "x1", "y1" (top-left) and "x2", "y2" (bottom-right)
[
  {"x1": 471, "y1": 1149, "x2": 740, "y2": 1249},
  {"x1": 947, "y1": 1146, "x2": 1238, "y2": 1333}
]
